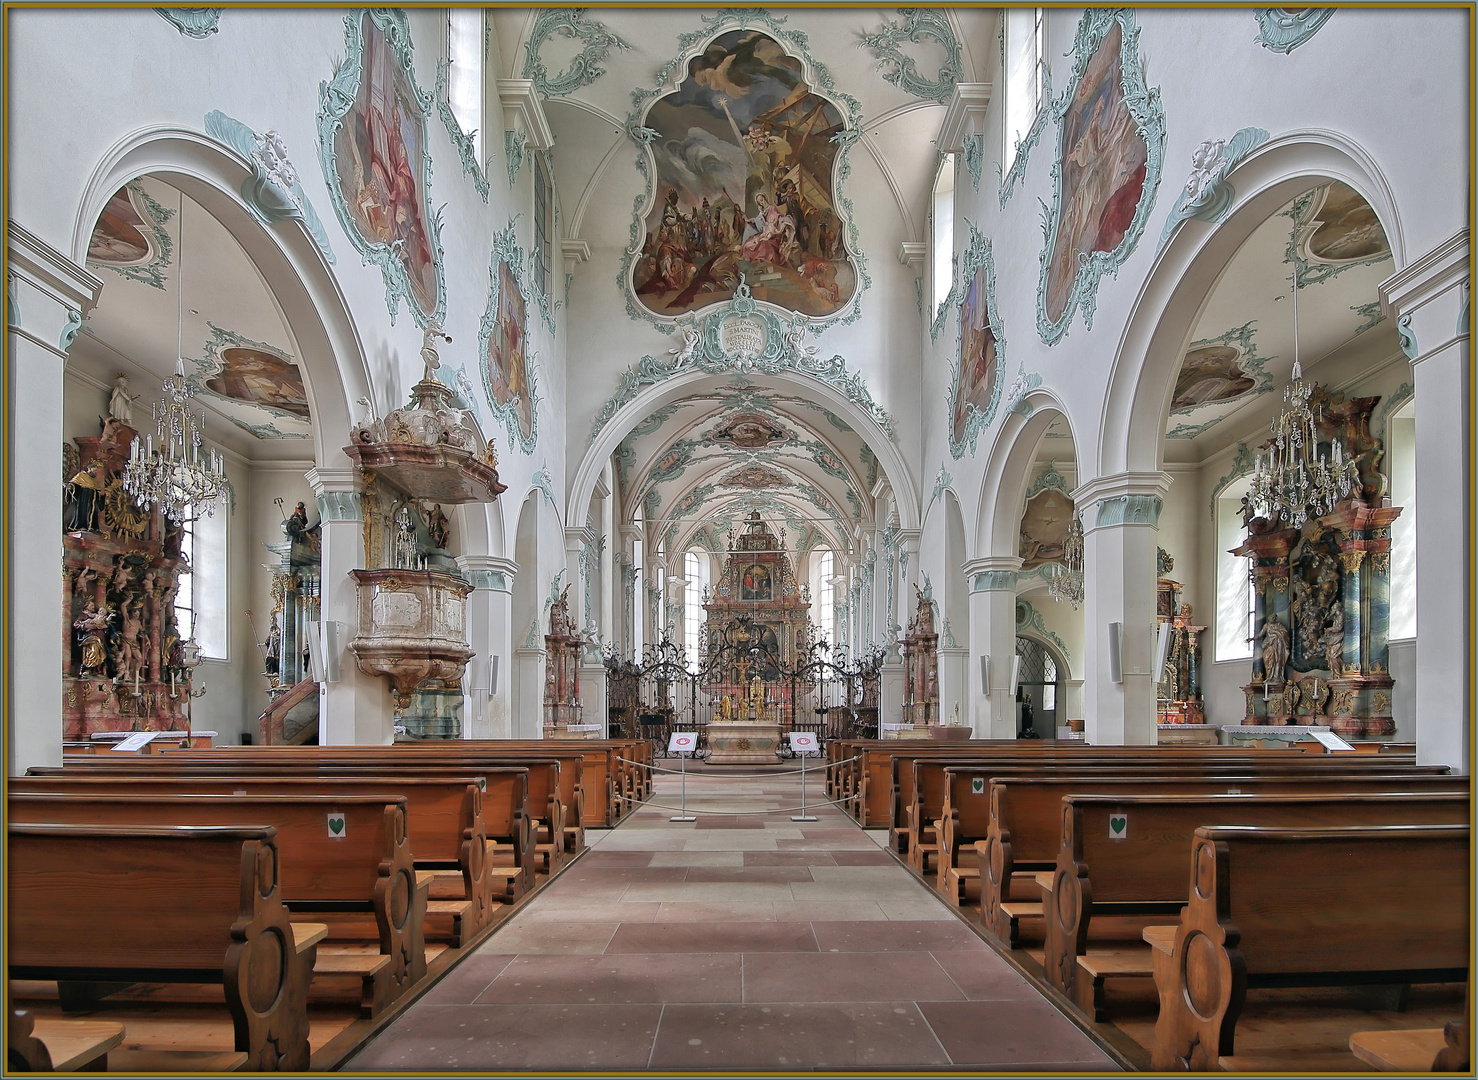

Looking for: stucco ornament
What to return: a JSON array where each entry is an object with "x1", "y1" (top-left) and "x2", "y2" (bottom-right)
[
  {"x1": 997, "y1": 68, "x2": 1053, "y2": 209},
  {"x1": 857, "y1": 8, "x2": 964, "y2": 105},
  {"x1": 155, "y1": 8, "x2": 220, "y2": 38},
  {"x1": 521, "y1": 8, "x2": 629, "y2": 98},
  {"x1": 1254, "y1": 8, "x2": 1335, "y2": 53},
  {"x1": 1157, "y1": 127, "x2": 1269, "y2": 251},
  {"x1": 590, "y1": 278, "x2": 894, "y2": 442},
  {"x1": 1035, "y1": 9, "x2": 1165, "y2": 346},
  {"x1": 204, "y1": 111, "x2": 336, "y2": 265}
]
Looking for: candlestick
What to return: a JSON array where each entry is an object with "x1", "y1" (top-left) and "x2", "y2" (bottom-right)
[{"x1": 134, "y1": 669, "x2": 140, "y2": 696}]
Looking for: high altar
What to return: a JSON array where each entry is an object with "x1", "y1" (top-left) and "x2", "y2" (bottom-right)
[{"x1": 701, "y1": 512, "x2": 811, "y2": 763}]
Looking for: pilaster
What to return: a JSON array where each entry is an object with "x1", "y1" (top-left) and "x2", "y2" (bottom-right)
[
  {"x1": 7, "y1": 223, "x2": 103, "y2": 773},
  {"x1": 457, "y1": 554, "x2": 516, "y2": 739},
  {"x1": 964, "y1": 556, "x2": 1022, "y2": 737},
  {"x1": 1379, "y1": 231, "x2": 1470, "y2": 771}
]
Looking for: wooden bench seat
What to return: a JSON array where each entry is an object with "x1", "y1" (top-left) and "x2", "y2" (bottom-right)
[
  {"x1": 1045, "y1": 790, "x2": 1469, "y2": 1021},
  {"x1": 8, "y1": 1009, "x2": 125, "y2": 1072},
  {"x1": 978, "y1": 772, "x2": 1464, "y2": 947},
  {"x1": 14, "y1": 773, "x2": 512, "y2": 948},
  {"x1": 1148, "y1": 823, "x2": 1469, "y2": 1072},
  {"x1": 8, "y1": 792, "x2": 429, "y2": 1019},
  {"x1": 8, "y1": 823, "x2": 321, "y2": 1071}
]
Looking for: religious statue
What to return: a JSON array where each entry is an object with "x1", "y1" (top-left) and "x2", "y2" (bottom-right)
[
  {"x1": 393, "y1": 505, "x2": 418, "y2": 569},
  {"x1": 1321, "y1": 600, "x2": 1345, "y2": 675},
  {"x1": 1260, "y1": 619, "x2": 1290, "y2": 684},
  {"x1": 66, "y1": 461, "x2": 106, "y2": 532},
  {"x1": 717, "y1": 694, "x2": 733, "y2": 722},
  {"x1": 426, "y1": 503, "x2": 450, "y2": 552},
  {"x1": 284, "y1": 500, "x2": 310, "y2": 540},
  {"x1": 420, "y1": 320, "x2": 451, "y2": 383},
  {"x1": 73, "y1": 602, "x2": 112, "y2": 676},
  {"x1": 114, "y1": 596, "x2": 146, "y2": 684},
  {"x1": 747, "y1": 673, "x2": 766, "y2": 719},
  {"x1": 108, "y1": 374, "x2": 136, "y2": 426},
  {"x1": 263, "y1": 617, "x2": 281, "y2": 676}
]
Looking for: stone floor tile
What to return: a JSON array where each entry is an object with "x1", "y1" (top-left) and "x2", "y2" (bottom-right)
[
  {"x1": 811, "y1": 919, "x2": 989, "y2": 953},
  {"x1": 648, "y1": 1002, "x2": 951, "y2": 1069},
  {"x1": 683, "y1": 865, "x2": 815, "y2": 883},
  {"x1": 918, "y1": 1000, "x2": 1118, "y2": 1066},
  {"x1": 744, "y1": 850, "x2": 837, "y2": 867},
  {"x1": 877, "y1": 898, "x2": 959, "y2": 921},
  {"x1": 681, "y1": 834, "x2": 781, "y2": 851},
  {"x1": 555, "y1": 866, "x2": 689, "y2": 886},
  {"x1": 788, "y1": 880, "x2": 930, "y2": 903},
  {"x1": 573, "y1": 850, "x2": 655, "y2": 867},
  {"x1": 827, "y1": 848, "x2": 897, "y2": 866},
  {"x1": 771, "y1": 900, "x2": 890, "y2": 922},
  {"x1": 648, "y1": 850, "x2": 745, "y2": 867},
  {"x1": 345, "y1": 1003, "x2": 663, "y2": 1071},
  {"x1": 415, "y1": 954, "x2": 516, "y2": 1005},
  {"x1": 741, "y1": 951, "x2": 965, "y2": 1003},
  {"x1": 775, "y1": 837, "x2": 882, "y2": 850},
  {"x1": 931, "y1": 948, "x2": 1034, "y2": 1000},
  {"x1": 509, "y1": 900, "x2": 663, "y2": 924},
  {"x1": 474, "y1": 953, "x2": 743, "y2": 1004},
  {"x1": 652, "y1": 901, "x2": 779, "y2": 923},
  {"x1": 620, "y1": 880, "x2": 797, "y2": 902},
  {"x1": 480, "y1": 920, "x2": 618, "y2": 955},
  {"x1": 606, "y1": 921, "x2": 818, "y2": 953}
]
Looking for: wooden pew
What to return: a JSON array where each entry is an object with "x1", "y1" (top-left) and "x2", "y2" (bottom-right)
[
  {"x1": 9, "y1": 792, "x2": 427, "y2": 1019},
  {"x1": 7, "y1": 1008, "x2": 125, "y2": 1072},
  {"x1": 1043, "y1": 791, "x2": 1469, "y2": 1020},
  {"x1": 15, "y1": 773, "x2": 514, "y2": 947},
  {"x1": 977, "y1": 772, "x2": 1467, "y2": 948},
  {"x1": 1147, "y1": 823, "x2": 1469, "y2": 1072},
  {"x1": 8, "y1": 823, "x2": 322, "y2": 1071}
]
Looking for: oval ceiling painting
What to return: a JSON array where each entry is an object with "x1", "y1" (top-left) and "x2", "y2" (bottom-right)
[
  {"x1": 1172, "y1": 345, "x2": 1256, "y2": 410},
  {"x1": 205, "y1": 348, "x2": 311, "y2": 420},
  {"x1": 631, "y1": 30, "x2": 858, "y2": 319}
]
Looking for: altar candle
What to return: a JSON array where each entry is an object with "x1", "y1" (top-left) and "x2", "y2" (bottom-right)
[
  {"x1": 1264, "y1": 680, "x2": 1269, "y2": 700},
  {"x1": 134, "y1": 669, "x2": 140, "y2": 695},
  {"x1": 170, "y1": 671, "x2": 176, "y2": 697}
]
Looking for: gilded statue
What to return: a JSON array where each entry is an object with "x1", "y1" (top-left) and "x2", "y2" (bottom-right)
[
  {"x1": 1260, "y1": 619, "x2": 1290, "y2": 684},
  {"x1": 747, "y1": 673, "x2": 766, "y2": 718},
  {"x1": 73, "y1": 602, "x2": 112, "y2": 676}
]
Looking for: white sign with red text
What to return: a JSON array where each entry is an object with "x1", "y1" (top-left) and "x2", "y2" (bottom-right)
[{"x1": 668, "y1": 732, "x2": 697, "y2": 754}]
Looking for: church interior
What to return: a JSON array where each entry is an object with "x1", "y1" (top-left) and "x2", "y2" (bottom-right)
[{"x1": 4, "y1": 5, "x2": 1472, "y2": 1074}]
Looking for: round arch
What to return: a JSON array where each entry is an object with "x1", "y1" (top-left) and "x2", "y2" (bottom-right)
[
  {"x1": 568, "y1": 368, "x2": 921, "y2": 537},
  {"x1": 1099, "y1": 130, "x2": 1406, "y2": 480},
  {"x1": 973, "y1": 387, "x2": 1080, "y2": 558},
  {"x1": 73, "y1": 127, "x2": 370, "y2": 468}
]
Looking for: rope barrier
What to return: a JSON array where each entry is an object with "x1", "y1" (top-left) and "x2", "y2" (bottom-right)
[
  {"x1": 612, "y1": 791, "x2": 860, "y2": 816},
  {"x1": 615, "y1": 753, "x2": 861, "y2": 778}
]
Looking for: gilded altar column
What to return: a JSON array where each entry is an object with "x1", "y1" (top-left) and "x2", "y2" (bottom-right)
[
  {"x1": 8, "y1": 225, "x2": 102, "y2": 773},
  {"x1": 1380, "y1": 232, "x2": 1469, "y2": 770},
  {"x1": 1322, "y1": 503, "x2": 1403, "y2": 739}
]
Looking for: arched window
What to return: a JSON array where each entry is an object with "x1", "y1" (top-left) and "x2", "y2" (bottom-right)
[
  {"x1": 814, "y1": 550, "x2": 835, "y2": 644},
  {"x1": 1387, "y1": 399, "x2": 1416, "y2": 639},
  {"x1": 1015, "y1": 634, "x2": 1062, "y2": 733},
  {"x1": 175, "y1": 504, "x2": 229, "y2": 660},
  {"x1": 1215, "y1": 476, "x2": 1255, "y2": 662},
  {"x1": 446, "y1": 10, "x2": 484, "y2": 165},
  {"x1": 683, "y1": 550, "x2": 709, "y2": 659},
  {"x1": 632, "y1": 507, "x2": 644, "y2": 659},
  {"x1": 1004, "y1": 7, "x2": 1045, "y2": 167},
  {"x1": 931, "y1": 154, "x2": 956, "y2": 313}
]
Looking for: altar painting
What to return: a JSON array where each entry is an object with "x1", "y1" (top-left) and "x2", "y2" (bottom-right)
[
  {"x1": 324, "y1": 10, "x2": 442, "y2": 324},
  {"x1": 952, "y1": 264, "x2": 1000, "y2": 447},
  {"x1": 740, "y1": 563, "x2": 773, "y2": 601},
  {"x1": 630, "y1": 30, "x2": 857, "y2": 319},
  {"x1": 484, "y1": 259, "x2": 533, "y2": 443}
]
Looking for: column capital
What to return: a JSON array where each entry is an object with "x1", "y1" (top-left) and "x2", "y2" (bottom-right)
[
  {"x1": 1073, "y1": 471, "x2": 1173, "y2": 532},
  {"x1": 457, "y1": 555, "x2": 518, "y2": 592},
  {"x1": 964, "y1": 556, "x2": 1022, "y2": 593},
  {"x1": 1379, "y1": 230, "x2": 1469, "y2": 365},
  {"x1": 305, "y1": 466, "x2": 358, "y2": 494},
  {"x1": 938, "y1": 82, "x2": 993, "y2": 152},
  {"x1": 7, "y1": 220, "x2": 104, "y2": 357}
]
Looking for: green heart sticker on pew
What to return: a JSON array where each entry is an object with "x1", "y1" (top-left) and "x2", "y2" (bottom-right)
[
  {"x1": 328, "y1": 813, "x2": 346, "y2": 837},
  {"x1": 478, "y1": 777, "x2": 487, "y2": 792},
  {"x1": 970, "y1": 778, "x2": 985, "y2": 795},
  {"x1": 1109, "y1": 815, "x2": 1127, "y2": 839}
]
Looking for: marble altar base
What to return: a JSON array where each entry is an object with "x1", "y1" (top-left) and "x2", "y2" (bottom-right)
[
  {"x1": 706, "y1": 721, "x2": 783, "y2": 764},
  {"x1": 1221, "y1": 724, "x2": 1330, "y2": 749},
  {"x1": 1156, "y1": 723, "x2": 1219, "y2": 746}
]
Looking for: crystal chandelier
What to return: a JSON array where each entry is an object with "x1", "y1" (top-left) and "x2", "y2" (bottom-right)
[
  {"x1": 120, "y1": 191, "x2": 230, "y2": 522},
  {"x1": 1047, "y1": 513, "x2": 1084, "y2": 609},
  {"x1": 1246, "y1": 274, "x2": 1360, "y2": 528}
]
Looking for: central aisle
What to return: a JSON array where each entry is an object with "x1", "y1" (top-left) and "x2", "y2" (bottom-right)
[{"x1": 346, "y1": 760, "x2": 1119, "y2": 1072}]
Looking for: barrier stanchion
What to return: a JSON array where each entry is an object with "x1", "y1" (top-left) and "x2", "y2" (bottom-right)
[
  {"x1": 788, "y1": 731, "x2": 819, "y2": 821},
  {"x1": 667, "y1": 731, "x2": 697, "y2": 821}
]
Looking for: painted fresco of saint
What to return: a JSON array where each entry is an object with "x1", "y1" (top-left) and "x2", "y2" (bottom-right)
[
  {"x1": 953, "y1": 266, "x2": 999, "y2": 445},
  {"x1": 1043, "y1": 22, "x2": 1149, "y2": 327},
  {"x1": 333, "y1": 12, "x2": 439, "y2": 320},
  {"x1": 485, "y1": 260, "x2": 533, "y2": 441},
  {"x1": 631, "y1": 30, "x2": 857, "y2": 318},
  {"x1": 1172, "y1": 345, "x2": 1256, "y2": 409},
  {"x1": 205, "y1": 348, "x2": 311, "y2": 419}
]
